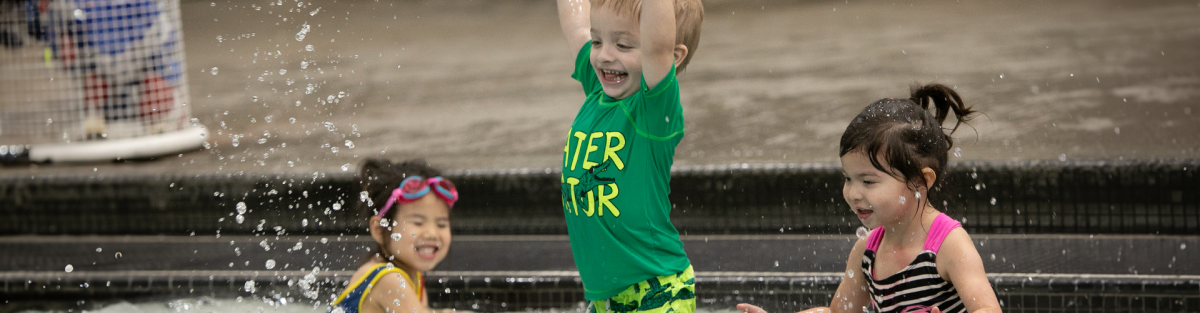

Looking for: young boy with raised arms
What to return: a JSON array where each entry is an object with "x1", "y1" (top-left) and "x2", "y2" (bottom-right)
[{"x1": 555, "y1": 0, "x2": 704, "y2": 312}]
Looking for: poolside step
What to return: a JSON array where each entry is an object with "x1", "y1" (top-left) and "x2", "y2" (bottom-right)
[{"x1": 1, "y1": 160, "x2": 1197, "y2": 236}]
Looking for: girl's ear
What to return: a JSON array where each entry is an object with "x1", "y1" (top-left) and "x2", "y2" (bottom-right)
[
  {"x1": 921, "y1": 167, "x2": 937, "y2": 191},
  {"x1": 369, "y1": 216, "x2": 386, "y2": 245}
]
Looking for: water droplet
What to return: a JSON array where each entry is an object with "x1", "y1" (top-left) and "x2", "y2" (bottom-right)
[
  {"x1": 990, "y1": 253, "x2": 996, "y2": 261},
  {"x1": 259, "y1": 240, "x2": 271, "y2": 251},
  {"x1": 331, "y1": 147, "x2": 340, "y2": 153},
  {"x1": 279, "y1": 69, "x2": 287, "y2": 75},
  {"x1": 289, "y1": 117, "x2": 297, "y2": 124},
  {"x1": 231, "y1": 138, "x2": 240, "y2": 147},
  {"x1": 300, "y1": 61, "x2": 309, "y2": 69},
  {"x1": 391, "y1": 233, "x2": 402, "y2": 241},
  {"x1": 251, "y1": 96, "x2": 258, "y2": 102},
  {"x1": 953, "y1": 147, "x2": 962, "y2": 158},
  {"x1": 114, "y1": 252, "x2": 122, "y2": 259},
  {"x1": 915, "y1": 191, "x2": 921, "y2": 199},
  {"x1": 990, "y1": 198, "x2": 997, "y2": 205},
  {"x1": 380, "y1": 219, "x2": 389, "y2": 227},
  {"x1": 331, "y1": 308, "x2": 345, "y2": 313},
  {"x1": 257, "y1": 138, "x2": 267, "y2": 144},
  {"x1": 341, "y1": 163, "x2": 351, "y2": 171},
  {"x1": 295, "y1": 23, "x2": 310, "y2": 41},
  {"x1": 898, "y1": 196, "x2": 906, "y2": 204},
  {"x1": 288, "y1": 161, "x2": 295, "y2": 167},
  {"x1": 774, "y1": 260, "x2": 779, "y2": 267},
  {"x1": 1183, "y1": 243, "x2": 1188, "y2": 250},
  {"x1": 1059, "y1": 154, "x2": 1067, "y2": 161},
  {"x1": 332, "y1": 203, "x2": 342, "y2": 211},
  {"x1": 305, "y1": 45, "x2": 314, "y2": 52},
  {"x1": 361, "y1": 191, "x2": 370, "y2": 202},
  {"x1": 236, "y1": 202, "x2": 248, "y2": 214},
  {"x1": 210, "y1": 67, "x2": 219, "y2": 75},
  {"x1": 65, "y1": 264, "x2": 74, "y2": 273},
  {"x1": 235, "y1": 215, "x2": 245, "y2": 224},
  {"x1": 338, "y1": 91, "x2": 346, "y2": 98},
  {"x1": 345, "y1": 140, "x2": 355, "y2": 149},
  {"x1": 302, "y1": 219, "x2": 308, "y2": 227},
  {"x1": 309, "y1": 7, "x2": 321, "y2": 16},
  {"x1": 845, "y1": 269, "x2": 854, "y2": 278},
  {"x1": 856, "y1": 226, "x2": 870, "y2": 239},
  {"x1": 216, "y1": 35, "x2": 223, "y2": 42},
  {"x1": 244, "y1": 281, "x2": 256, "y2": 293},
  {"x1": 321, "y1": 237, "x2": 329, "y2": 244},
  {"x1": 265, "y1": 259, "x2": 276, "y2": 269},
  {"x1": 394, "y1": 299, "x2": 401, "y2": 306}
]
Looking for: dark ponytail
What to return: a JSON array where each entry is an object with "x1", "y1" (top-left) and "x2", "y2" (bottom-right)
[{"x1": 839, "y1": 83, "x2": 977, "y2": 195}]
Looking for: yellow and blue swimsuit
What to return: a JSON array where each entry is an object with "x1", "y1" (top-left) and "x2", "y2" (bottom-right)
[{"x1": 330, "y1": 262, "x2": 424, "y2": 313}]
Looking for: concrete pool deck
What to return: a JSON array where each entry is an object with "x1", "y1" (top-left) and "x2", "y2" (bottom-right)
[{"x1": 0, "y1": 0, "x2": 1198, "y2": 177}]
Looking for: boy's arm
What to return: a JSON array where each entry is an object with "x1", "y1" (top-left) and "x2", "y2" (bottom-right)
[
  {"x1": 557, "y1": 0, "x2": 591, "y2": 53},
  {"x1": 640, "y1": 0, "x2": 676, "y2": 91},
  {"x1": 937, "y1": 229, "x2": 1002, "y2": 313}
]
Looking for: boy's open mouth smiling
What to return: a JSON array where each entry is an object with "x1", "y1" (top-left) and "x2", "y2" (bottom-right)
[{"x1": 600, "y1": 69, "x2": 628, "y2": 85}]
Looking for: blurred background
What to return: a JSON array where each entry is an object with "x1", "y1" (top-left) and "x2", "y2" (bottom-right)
[{"x1": 1, "y1": 0, "x2": 1198, "y2": 312}]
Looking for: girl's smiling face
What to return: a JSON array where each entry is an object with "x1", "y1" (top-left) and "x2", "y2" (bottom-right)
[
  {"x1": 840, "y1": 151, "x2": 924, "y2": 229},
  {"x1": 371, "y1": 194, "x2": 452, "y2": 272}
]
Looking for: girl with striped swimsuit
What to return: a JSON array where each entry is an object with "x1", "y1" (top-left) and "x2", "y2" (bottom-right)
[{"x1": 739, "y1": 84, "x2": 1001, "y2": 313}]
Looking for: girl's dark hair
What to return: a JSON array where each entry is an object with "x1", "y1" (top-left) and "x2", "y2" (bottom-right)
[
  {"x1": 356, "y1": 158, "x2": 443, "y2": 220},
  {"x1": 839, "y1": 83, "x2": 977, "y2": 194}
]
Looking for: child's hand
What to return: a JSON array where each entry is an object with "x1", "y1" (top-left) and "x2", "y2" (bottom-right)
[
  {"x1": 736, "y1": 303, "x2": 768, "y2": 313},
  {"x1": 931, "y1": 307, "x2": 941, "y2": 313}
]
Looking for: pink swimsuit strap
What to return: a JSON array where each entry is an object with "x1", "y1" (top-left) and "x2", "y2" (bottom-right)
[{"x1": 863, "y1": 213, "x2": 961, "y2": 253}]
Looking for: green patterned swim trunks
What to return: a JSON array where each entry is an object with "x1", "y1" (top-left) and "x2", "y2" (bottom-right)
[{"x1": 590, "y1": 266, "x2": 696, "y2": 313}]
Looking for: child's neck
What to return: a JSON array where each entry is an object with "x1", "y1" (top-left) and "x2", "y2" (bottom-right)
[{"x1": 880, "y1": 205, "x2": 941, "y2": 249}]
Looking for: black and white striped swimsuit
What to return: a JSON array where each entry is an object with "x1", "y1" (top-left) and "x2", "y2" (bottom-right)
[{"x1": 861, "y1": 213, "x2": 965, "y2": 313}]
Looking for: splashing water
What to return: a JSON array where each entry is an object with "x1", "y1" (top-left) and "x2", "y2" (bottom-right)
[
  {"x1": 264, "y1": 259, "x2": 276, "y2": 269},
  {"x1": 361, "y1": 191, "x2": 370, "y2": 202},
  {"x1": 295, "y1": 23, "x2": 310, "y2": 41},
  {"x1": 236, "y1": 202, "x2": 247, "y2": 214},
  {"x1": 243, "y1": 281, "x2": 256, "y2": 293}
]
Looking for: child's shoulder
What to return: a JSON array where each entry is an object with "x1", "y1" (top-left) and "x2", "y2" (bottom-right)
[{"x1": 363, "y1": 268, "x2": 425, "y2": 312}]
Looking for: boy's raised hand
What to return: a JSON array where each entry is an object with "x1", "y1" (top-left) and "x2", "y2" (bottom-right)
[
  {"x1": 557, "y1": 0, "x2": 591, "y2": 53},
  {"x1": 640, "y1": 0, "x2": 677, "y2": 91}
]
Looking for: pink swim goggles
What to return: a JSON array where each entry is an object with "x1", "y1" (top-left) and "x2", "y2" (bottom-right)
[{"x1": 376, "y1": 175, "x2": 458, "y2": 217}]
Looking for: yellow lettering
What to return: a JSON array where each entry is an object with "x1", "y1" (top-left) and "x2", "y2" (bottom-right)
[
  {"x1": 598, "y1": 183, "x2": 619, "y2": 217},
  {"x1": 563, "y1": 130, "x2": 572, "y2": 168},
  {"x1": 604, "y1": 132, "x2": 626, "y2": 170},
  {"x1": 582, "y1": 132, "x2": 603, "y2": 170},
  {"x1": 584, "y1": 190, "x2": 596, "y2": 217},
  {"x1": 566, "y1": 177, "x2": 581, "y2": 215},
  {"x1": 570, "y1": 132, "x2": 588, "y2": 170}
]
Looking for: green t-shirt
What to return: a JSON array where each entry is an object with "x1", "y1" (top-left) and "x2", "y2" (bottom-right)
[{"x1": 561, "y1": 43, "x2": 690, "y2": 301}]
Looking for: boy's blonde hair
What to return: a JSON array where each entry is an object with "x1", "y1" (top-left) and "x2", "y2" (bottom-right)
[{"x1": 592, "y1": 0, "x2": 704, "y2": 73}]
